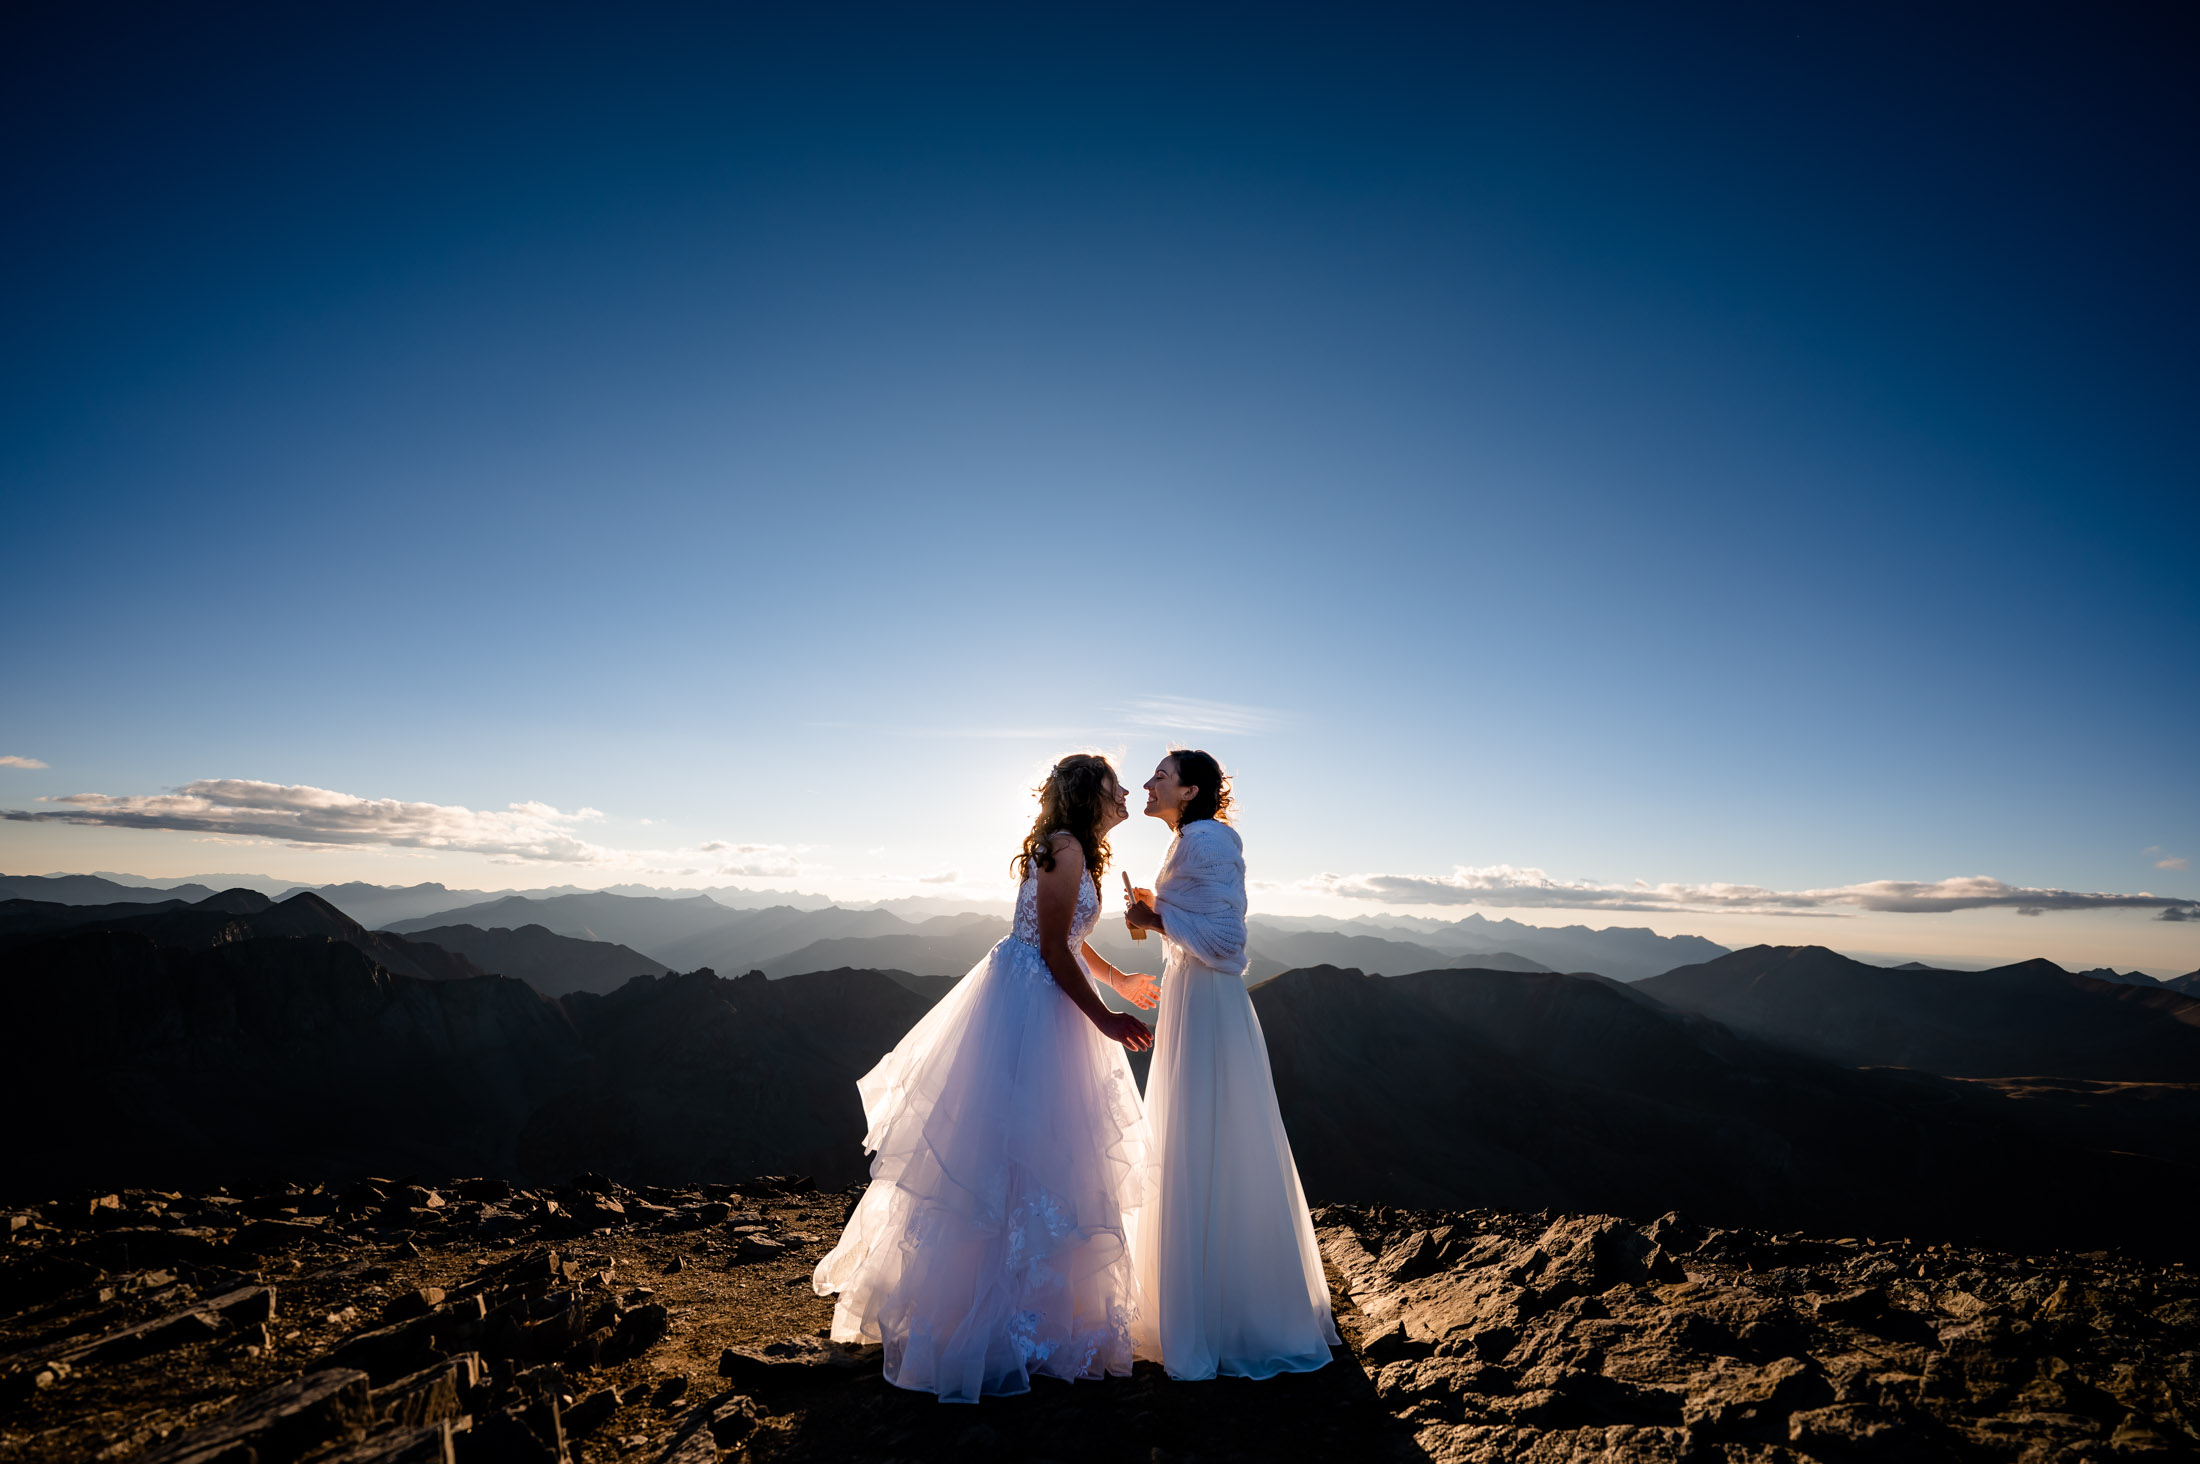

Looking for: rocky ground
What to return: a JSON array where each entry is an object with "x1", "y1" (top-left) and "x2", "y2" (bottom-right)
[
  {"x1": 2, "y1": 1178, "x2": 2193, "y2": 1463},
  {"x1": 1321, "y1": 1205, "x2": 2200, "y2": 1463}
]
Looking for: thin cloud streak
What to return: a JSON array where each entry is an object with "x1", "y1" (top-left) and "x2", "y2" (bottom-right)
[
  {"x1": 1302, "y1": 865, "x2": 2200, "y2": 920},
  {"x1": 0, "y1": 755, "x2": 48, "y2": 769},
  {"x1": 3, "y1": 778, "x2": 803, "y2": 875},
  {"x1": 1118, "y1": 697, "x2": 1281, "y2": 736}
]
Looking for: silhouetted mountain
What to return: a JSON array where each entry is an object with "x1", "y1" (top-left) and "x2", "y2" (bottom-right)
[
  {"x1": 2072, "y1": 965, "x2": 2165, "y2": 987},
  {"x1": 517, "y1": 968, "x2": 937, "y2": 1187},
  {"x1": 882, "y1": 971, "x2": 963, "y2": 1003},
  {"x1": 1083, "y1": 923, "x2": 1557, "y2": 984},
  {"x1": 294, "y1": 879, "x2": 835, "y2": 926},
  {"x1": 0, "y1": 932, "x2": 575, "y2": 1191},
  {"x1": 4, "y1": 919, "x2": 2192, "y2": 1254},
  {"x1": 400, "y1": 922, "x2": 669, "y2": 997},
  {"x1": 1444, "y1": 950, "x2": 1556, "y2": 973},
  {"x1": 2172, "y1": 968, "x2": 2200, "y2": 995},
  {"x1": 846, "y1": 894, "x2": 1014, "y2": 920},
  {"x1": 1636, "y1": 944, "x2": 2200, "y2": 1080},
  {"x1": 596, "y1": 881, "x2": 830, "y2": 908},
  {"x1": 1242, "y1": 925, "x2": 1459, "y2": 978},
  {"x1": 0, "y1": 929, "x2": 934, "y2": 1197},
  {"x1": 280, "y1": 880, "x2": 504, "y2": 928},
  {"x1": 391, "y1": 894, "x2": 1002, "y2": 981},
  {"x1": 651, "y1": 905, "x2": 918, "y2": 974},
  {"x1": 384, "y1": 890, "x2": 750, "y2": 956},
  {"x1": 758, "y1": 920, "x2": 1008, "y2": 979},
  {"x1": 0, "y1": 872, "x2": 218, "y2": 905},
  {"x1": 1405, "y1": 914, "x2": 1728, "y2": 980},
  {"x1": 1217, "y1": 912, "x2": 1724, "y2": 980},
  {"x1": 1253, "y1": 964, "x2": 2197, "y2": 1253},
  {"x1": 0, "y1": 889, "x2": 484, "y2": 983}
]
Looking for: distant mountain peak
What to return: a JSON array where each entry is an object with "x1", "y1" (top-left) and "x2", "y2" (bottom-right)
[{"x1": 198, "y1": 888, "x2": 275, "y2": 915}]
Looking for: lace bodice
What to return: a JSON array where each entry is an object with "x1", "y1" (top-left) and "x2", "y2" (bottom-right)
[{"x1": 1011, "y1": 864, "x2": 1102, "y2": 949}]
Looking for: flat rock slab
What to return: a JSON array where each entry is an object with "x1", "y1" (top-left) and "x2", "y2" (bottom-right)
[
  {"x1": 138, "y1": 1367, "x2": 372, "y2": 1464},
  {"x1": 309, "y1": 1419, "x2": 457, "y2": 1464},
  {"x1": 60, "y1": 1286, "x2": 275, "y2": 1365}
]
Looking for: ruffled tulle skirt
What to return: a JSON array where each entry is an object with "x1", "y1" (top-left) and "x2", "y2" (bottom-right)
[
  {"x1": 813, "y1": 937, "x2": 1156, "y2": 1402},
  {"x1": 1137, "y1": 957, "x2": 1339, "y2": 1381}
]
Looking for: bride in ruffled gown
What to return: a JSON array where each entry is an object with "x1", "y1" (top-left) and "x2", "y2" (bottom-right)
[
  {"x1": 1125, "y1": 749, "x2": 1340, "y2": 1381},
  {"x1": 812, "y1": 753, "x2": 1162, "y2": 1402}
]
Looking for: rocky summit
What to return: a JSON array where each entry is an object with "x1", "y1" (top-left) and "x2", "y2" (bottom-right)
[
  {"x1": 1319, "y1": 1206, "x2": 2198, "y2": 1462},
  {"x1": 4, "y1": 1176, "x2": 2193, "y2": 1463}
]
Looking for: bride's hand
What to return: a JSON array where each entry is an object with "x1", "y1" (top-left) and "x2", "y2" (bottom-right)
[
  {"x1": 1095, "y1": 1009, "x2": 1154, "y2": 1052},
  {"x1": 1126, "y1": 890, "x2": 1163, "y2": 934},
  {"x1": 1110, "y1": 970, "x2": 1160, "y2": 1010}
]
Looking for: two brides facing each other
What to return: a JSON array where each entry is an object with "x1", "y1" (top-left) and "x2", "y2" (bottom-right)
[{"x1": 811, "y1": 750, "x2": 1339, "y2": 1402}]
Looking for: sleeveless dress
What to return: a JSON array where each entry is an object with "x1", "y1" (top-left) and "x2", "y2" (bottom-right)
[
  {"x1": 1136, "y1": 819, "x2": 1339, "y2": 1380},
  {"x1": 812, "y1": 868, "x2": 1156, "y2": 1402}
]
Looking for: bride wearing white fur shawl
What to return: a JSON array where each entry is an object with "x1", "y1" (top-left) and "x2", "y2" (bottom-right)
[{"x1": 1125, "y1": 750, "x2": 1340, "y2": 1381}]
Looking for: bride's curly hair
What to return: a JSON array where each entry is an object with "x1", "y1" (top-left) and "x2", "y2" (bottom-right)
[
  {"x1": 1170, "y1": 748, "x2": 1233, "y2": 825},
  {"x1": 1011, "y1": 753, "x2": 1118, "y2": 891}
]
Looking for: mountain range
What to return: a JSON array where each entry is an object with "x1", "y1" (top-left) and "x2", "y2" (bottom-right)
[
  {"x1": 399, "y1": 922, "x2": 669, "y2": 998},
  {"x1": 0, "y1": 873, "x2": 222, "y2": 905},
  {"x1": 1636, "y1": 944, "x2": 2200, "y2": 1081},
  {"x1": 6, "y1": 883, "x2": 2197, "y2": 1257},
  {"x1": 0, "y1": 889, "x2": 484, "y2": 983},
  {"x1": 0, "y1": 873, "x2": 1750, "y2": 983},
  {"x1": 1253, "y1": 963, "x2": 2198, "y2": 1254},
  {"x1": 389, "y1": 891, "x2": 1659, "y2": 988},
  {"x1": 1253, "y1": 911, "x2": 1731, "y2": 981}
]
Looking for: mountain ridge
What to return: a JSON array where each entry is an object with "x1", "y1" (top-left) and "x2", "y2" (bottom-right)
[
  {"x1": 1252, "y1": 962, "x2": 2196, "y2": 1253},
  {"x1": 399, "y1": 922, "x2": 670, "y2": 998},
  {"x1": 1635, "y1": 943, "x2": 2200, "y2": 1080},
  {"x1": 0, "y1": 888, "x2": 485, "y2": 983}
]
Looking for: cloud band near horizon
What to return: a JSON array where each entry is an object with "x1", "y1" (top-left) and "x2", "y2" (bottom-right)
[
  {"x1": 2, "y1": 779, "x2": 801, "y2": 876},
  {"x1": 1303, "y1": 865, "x2": 2200, "y2": 920},
  {"x1": 10, "y1": 780, "x2": 2194, "y2": 919}
]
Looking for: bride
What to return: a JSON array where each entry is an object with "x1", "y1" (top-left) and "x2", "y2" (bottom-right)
[
  {"x1": 1126, "y1": 748, "x2": 1339, "y2": 1380},
  {"x1": 812, "y1": 753, "x2": 1162, "y2": 1402}
]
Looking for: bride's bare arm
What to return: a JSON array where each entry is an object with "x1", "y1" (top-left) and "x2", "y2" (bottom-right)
[
  {"x1": 1083, "y1": 943, "x2": 1160, "y2": 1009},
  {"x1": 1036, "y1": 836, "x2": 1153, "y2": 1050}
]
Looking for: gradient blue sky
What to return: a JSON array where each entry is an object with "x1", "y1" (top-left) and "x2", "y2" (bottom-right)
[{"x1": 4, "y1": 3, "x2": 2195, "y2": 970}]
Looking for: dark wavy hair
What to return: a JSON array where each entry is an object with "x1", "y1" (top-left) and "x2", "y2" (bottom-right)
[
  {"x1": 1010, "y1": 753, "x2": 1119, "y2": 891},
  {"x1": 1168, "y1": 748, "x2": 1232, "y2": 826}
]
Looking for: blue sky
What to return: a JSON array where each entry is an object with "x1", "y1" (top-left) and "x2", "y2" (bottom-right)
[{"x1": 4, "y1": 3, "x2": 2195, "y2": 970}]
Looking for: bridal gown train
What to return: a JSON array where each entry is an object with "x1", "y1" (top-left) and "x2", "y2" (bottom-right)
[
  {"x1": 812, "y1": 870, "x2": 1156, "y2": 1402},
  {"x1": 1137, "y1": 818, "x2": 1340, "y2": 1380}
]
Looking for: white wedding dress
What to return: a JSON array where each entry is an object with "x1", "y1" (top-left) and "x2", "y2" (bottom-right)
[
  {"x1": 813, "y1": 868, "x2": 1156, "y2": 1402},
  {"x1": 1136, "y1": 818, "x2": 1339, "y2": 1380}
]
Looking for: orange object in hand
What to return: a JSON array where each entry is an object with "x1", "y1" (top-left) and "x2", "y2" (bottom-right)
[{"x1": 1122, "y1": 873, "x2": 1147, "y2": 940}]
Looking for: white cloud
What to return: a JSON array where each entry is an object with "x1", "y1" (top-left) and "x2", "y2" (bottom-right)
[
  {"x1": 7, "y1": 779, "x2": 615, "y2": 862},
  {"x1": 0, "y1": 755, "x2": 48, "y2": 769},
  {"x1": 2157, "y1": 856, "x2": 2190, "y2": 871},
  {"x1": 1301, "y1": 864, "x2": 2200, "y2": 920},
  {"x1": 919, "y1": 869, "x2": 960, "y2": 884},
  {"x1": 1118, "y1": 697, "x2": 1281, "y2": 736},
  {"x1": 4, "y1": 777, "x2": 804, "y2": 876}
]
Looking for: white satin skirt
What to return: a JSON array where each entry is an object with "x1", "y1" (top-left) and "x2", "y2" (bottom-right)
[
  {"x1": 813, "y1": 937, "x2": 1157, "y2": 1402},
  {"x1": 1136, "y1": 955, "x2": 1339, "y2": 1380}
]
